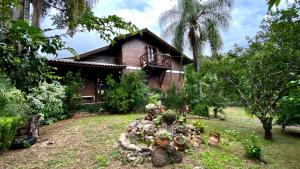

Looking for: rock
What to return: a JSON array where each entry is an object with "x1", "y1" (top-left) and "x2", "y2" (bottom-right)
[
  {"x1": 145, "y1": 135, "x2": 154, "y2": 142},
  {"x1": 151, "y1": 148, "x2": 168, "y2": 167},
  {"x1": 128, "y1": 156, "x2": 136, "y2": 161},
  {"x1": 143, "y1": 124, "x2": 152, "y2": 132},
  {"x1": 129, "y1": 120, "x2": 139, "y2": 128},
  {"x1": 133, "y1": 156, "x2": 144, "y2": 166}
]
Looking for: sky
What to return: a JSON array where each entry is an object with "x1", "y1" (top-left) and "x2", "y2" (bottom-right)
[{"x1": 42, "y1": 0, "x2": 277, "y2": 58}]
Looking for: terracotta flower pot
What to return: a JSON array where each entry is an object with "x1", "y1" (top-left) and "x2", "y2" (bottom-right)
[
  {"x1": 174, "y1": 136, "x2": 186, "y2": 151},
  {"x1": 156, "y1": 137, "x2": 170, "y2": 148},
  {"x1": 209, "y1": 133, "x2": 220, "y2": 146}
]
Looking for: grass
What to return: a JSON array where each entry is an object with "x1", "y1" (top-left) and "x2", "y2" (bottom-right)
[{"x1": 0, "y1": 107, "x2": 299, "y2": 169}]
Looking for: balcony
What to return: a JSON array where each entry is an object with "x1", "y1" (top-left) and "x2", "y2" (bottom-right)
[{"x1": 140, "y1": 52, "x2": 171, "y2": 69}]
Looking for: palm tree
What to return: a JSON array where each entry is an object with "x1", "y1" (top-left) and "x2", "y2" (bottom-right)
[{"x1": 159, "y1": 0, "x2": 232, "y2": 71}]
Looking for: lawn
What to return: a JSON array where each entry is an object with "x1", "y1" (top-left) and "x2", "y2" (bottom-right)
[{"x1": 0, "y1": 107, "x2": 299, "y2": 169}]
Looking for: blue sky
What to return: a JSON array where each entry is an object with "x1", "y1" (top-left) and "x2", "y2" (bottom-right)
[{"x1": 42, "y1": 0, "x2": 276, "y2": 58}]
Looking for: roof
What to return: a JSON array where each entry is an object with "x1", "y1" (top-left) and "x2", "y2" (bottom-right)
[
  {"x1": 77, "y1": 28, "x2": 193, "y2": 64},
  {"x1": 48, "y1": 59, "x2": 126, "y2": 68}
]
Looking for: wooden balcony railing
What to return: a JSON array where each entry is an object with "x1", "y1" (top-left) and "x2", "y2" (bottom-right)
[{"x1": 140, "y1": 53, "x2": 171, "y2": 69}]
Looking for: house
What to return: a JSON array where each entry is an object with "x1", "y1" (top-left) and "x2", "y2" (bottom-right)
[{"x1": 48, "y1": 29, "x2": 193, "y2": 102}]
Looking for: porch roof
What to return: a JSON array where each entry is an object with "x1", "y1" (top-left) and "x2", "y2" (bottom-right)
[{"x1": 48, "y1": 59, "x2": 126, "y2": 69}]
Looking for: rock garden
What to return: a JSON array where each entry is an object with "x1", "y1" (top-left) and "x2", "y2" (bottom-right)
[{"x1": 118, "y1": 106, "x2": 206, "y2": 167}]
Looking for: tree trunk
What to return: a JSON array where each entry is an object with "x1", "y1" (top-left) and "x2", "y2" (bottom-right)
[
  {"x1": 213, "y1": 108, "x2": 218, "y2": 118},
  {"x1": 261, "y1": 117, "x2": 273, "y2": 140}
]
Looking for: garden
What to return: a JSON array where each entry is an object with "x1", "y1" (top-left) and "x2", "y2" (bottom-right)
[{"x1": 0, "y1": 0, "x2": 299, "y2": 169}]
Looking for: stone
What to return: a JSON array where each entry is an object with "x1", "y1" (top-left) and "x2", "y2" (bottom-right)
[
  {"x1": 128, "y1": 156, "x2": 136, "y2": 161},
  {"x1": 129, "y1": 120, "x2": 139, "y2": 128},
  {"x1": 151, "y1": 148, "x2": 168, "y2": 167},
  {"x1": 133, "y1": 156, "x2": 144, "y2": 166}
]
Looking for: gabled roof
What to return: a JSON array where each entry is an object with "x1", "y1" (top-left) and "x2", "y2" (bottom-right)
[{"x1": 77, "y1": 28, "x2": 193, "y2": 64}]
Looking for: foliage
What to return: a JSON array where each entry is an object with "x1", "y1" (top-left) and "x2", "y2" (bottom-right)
[
  {"x1": 104, "y1": 71, "x2": 149, "y2": 113},
  {"x1": 161, "y1": 110, "x2": 177, "y2": 125},
  {"x1": 153, "y1": 115, "x2": 162, "y2": 126},
  {"x1": 27, "y1": 82, "x2": 66, "y2": 125},
  {"x1": 276, "y1": 86, "x2": 300, "y2": 130},
  {"x1": 0, "y1": 116, "x2": 23, "y2": 150},
  {"x1": 267, "y1": 0, "x2": 281, "y2": 10},
  {"x1": 156, "y1": 130, "x2": 172, "y2": 140},
  {"x1": 162, "y1": 84, "x2": 185, "y2": 113},
  {"x1": 191, "y1": 104, "x2": 209, "y2": 117},
  {"x1": 95, "y1": 154, "x2": 109, "y2": 167},
  {"x1": 224, "y1": 130, "x2": 261, "y2": 159},
  {"x1": 0, "y1": 72, "x2": 30, "y2": 117},
  {"x1": 192, "y1": 120, "x2": 205, "y2": 133},
  {"x1": 214, "y1": 4, "x2": 300, "y2": 140},
  {"x1": 159, "y1": 0, "x2": 233, "y2": 71},
  {"x1": 63, "y1": 72, "x2": 83, "y2": 113},
  {"x1": 184, "y1": 64, "x2": 201, "y2": 107},
  {"x1": 0, "y1": 20, "x2": 65, "y2": 93}
]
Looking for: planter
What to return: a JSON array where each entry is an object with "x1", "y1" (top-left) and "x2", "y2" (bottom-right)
[
  {"x1": 156, "y1": 137, "x2": 170, "y2": 148},
  {"x1": 173, "y1": 136, "x2": 186, "y2": 151},
  {"x1": 208, "y1": 132, "x2": 220, "y2": 146}
]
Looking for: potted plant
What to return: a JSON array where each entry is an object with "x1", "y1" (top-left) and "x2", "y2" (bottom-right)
[
  {"x1": 174, "y1": 135, "x2": 187, "y2": 151},
  {"x1": 209, "y1": 132, "x2": 220, "y2": 146},
  {"x1": 155, "y1": 130, "x2": 172, "y2": 148}
]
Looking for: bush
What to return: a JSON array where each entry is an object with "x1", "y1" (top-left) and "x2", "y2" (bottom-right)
[
  {"x1": 28, "y1": 81, "x2": 66, "y2": 125},
  {"x1": 162, "y1": 84, "x2": 185, "y2": 113},
  {"x1": 0, "y1": 116, "x2": 23, "y2": 150},
  {"x1": 161, "y1": 110, "x2": 177, "y2": 125},
  {"x1": 224, "y1": 130, "x2": 261, "y2": 159},
  {"x1": 104, "y1": 71, "x2": 149, "y2": 113},
  {"x1": 63, "y1": 72, "x2": 83, "y2": 113},
  {"x1": 0, "y1": 72, "x2": 30, "y2": 117},
  {"x1": 191, "y1": 104, "x2": 209, "y2": 117}
]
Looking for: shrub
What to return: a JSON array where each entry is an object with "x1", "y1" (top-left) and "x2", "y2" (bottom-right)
[
  {"x1": 104, "y1": 71, "x2": 149, "y2": 113},
  {"x1": 0, "y1": 116, "x2": 23, "y2": 150},
  {"x1": 224, "y1": 130, "x2": 261, "y2": 159},
  {"x1": 0, "y1": 72, "x2": 30, "y2": 117},
  {"x1": 191, "y1": 104, "x2": 209, "y2": 117},
  {"x1": 161, "y1": 110, "x2": 177, "y2": 125},
  {"x1": 162, "y1": 84, "x2": 185, "y2": 113},
  {"x1": 63, "y1": 72, "x2": 83, "y2": 114},
  {"x1": 28, "y1": 81, "x2": 66, "y2": 125}
]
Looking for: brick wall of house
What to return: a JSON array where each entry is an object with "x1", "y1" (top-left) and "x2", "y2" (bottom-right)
[{"x1": 121, "y1": 37, "x2": 185, "y2": 91}]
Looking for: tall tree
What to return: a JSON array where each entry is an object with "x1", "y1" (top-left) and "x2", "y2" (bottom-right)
[
  {"x1": 9, "y1": 0, "x2": 137, "y2": 42},
  {"x1": 159, "y1": 0, "x2": 232, "y2": 71},
  {"x1": 216, "y1": 4, "x2": 300, "y2": 140}
]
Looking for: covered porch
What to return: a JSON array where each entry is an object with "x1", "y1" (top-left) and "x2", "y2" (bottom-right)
[{"x1": 48, "y1": 59, "x2": 126, "y2": 103}]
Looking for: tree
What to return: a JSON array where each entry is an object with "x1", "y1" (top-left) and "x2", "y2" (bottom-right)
[
  {"x1": 267, "y1": 0, "x2": 281, "y2": 10},
  {"x1": 200, "y1": 59, "x2": 226, "y2": 118},
  {"x1": 216, "y1": 4, "x2": 299, "y2": 140},
  {"x1": 159, "y1": 0, "x2": 232, "y2": 71},
  {"x1": 0, "y1": 1, "x2": 137, "y2": 93},
  {"x1": 8, "y1": 0, "x2": 138, "y2": 42}
]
